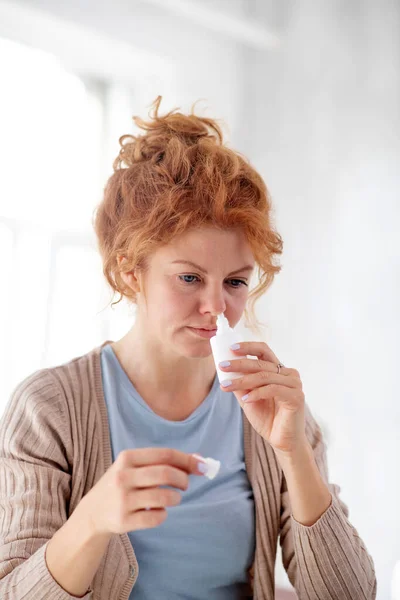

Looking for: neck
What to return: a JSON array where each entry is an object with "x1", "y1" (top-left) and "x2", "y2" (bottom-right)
[{"x1": 110, "y1": 321, "x2": 217, "y2": 420}]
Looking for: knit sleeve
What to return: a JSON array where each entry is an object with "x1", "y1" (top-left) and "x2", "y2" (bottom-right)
[
  {"x1": 0, "y1": 369, "x2": 93, "y2": 600},
  {"x1": 279, "y1": 404, "x2": 377, "y2": 600}
]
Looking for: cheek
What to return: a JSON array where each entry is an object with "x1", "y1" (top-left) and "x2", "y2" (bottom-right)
[
  {"x1": 228, "y1": 294, "x2": 249, "y2": 323},
  {"x1": 158, "y1": 286, "x2": 190, "y2": 318},
  {"x1": 231, "y1": 290, "x2": 248, "y2": 310}
]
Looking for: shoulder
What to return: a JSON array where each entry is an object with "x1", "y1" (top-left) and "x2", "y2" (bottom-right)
[
  {"x1": 4, "y1": 342, "x2": 107, "y2": 428},
  {"x1": 7, "y1": 367, "x2": 64, "y2": 414},
  {"x1": 47, "y1": 341, "x2": 107, "y2": 388}
]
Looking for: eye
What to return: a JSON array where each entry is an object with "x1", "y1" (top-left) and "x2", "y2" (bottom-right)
[
  {"x1": 178, "y1": 275, "x2": 248, "y2": 288},
  {"x1": 229, "y1": 278, "x2": 248, "y2": 288},
  {"x1": 179, "y1": 274, "x2": 199, "y2": 284}
]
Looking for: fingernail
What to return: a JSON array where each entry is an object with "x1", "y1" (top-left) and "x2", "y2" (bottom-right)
[
  {"x1": 230, "y1": 343, "x2": 240, "y2": 350},
  {"x1": 221, "y1": 379, "x2": 232, "y2": 387},
  {"x1": 192, "y1": 453, "x2": 207, "y2": 468},
  {"x1": 242, "y1": 394, "x2": 249, "y2": 401},
  {"x1": 219, "y1": 361, "x2": 231, "y2": 367}
]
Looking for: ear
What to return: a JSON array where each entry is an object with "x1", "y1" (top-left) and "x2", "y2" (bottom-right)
[{"x1": 117, "y1": 255, "x2": 141, "y2": 293}]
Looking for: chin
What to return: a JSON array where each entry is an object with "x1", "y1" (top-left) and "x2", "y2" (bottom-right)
[
  {"x1": 185, "y1": 344, "x2": 212, "y2": 359},
  {"x1": 178, "y1": 332, "x2": 213, "y2": 357}
]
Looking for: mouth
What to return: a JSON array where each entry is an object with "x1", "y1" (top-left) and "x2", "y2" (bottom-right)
[{"x1": 188, "y1": 326, "x2": 217, "y2": 338}]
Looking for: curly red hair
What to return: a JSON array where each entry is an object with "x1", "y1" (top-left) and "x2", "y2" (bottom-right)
[{"x1": 92, "y1": 96, "x2": 283, "y2": 333}]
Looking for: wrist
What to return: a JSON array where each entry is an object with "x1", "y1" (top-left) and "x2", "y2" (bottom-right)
[
  {"x1": 46, "y1": 495, "x2": 113, "y2": 598},
  {"x1": 74, "y1": 496, "x2": 112, "y2": 543},
  {"x1": 274, "y1": 439, "x2": 332, "y2": 526},
  {"x1": 273, "y1": 436, "x2": 312, "y2": 471}
]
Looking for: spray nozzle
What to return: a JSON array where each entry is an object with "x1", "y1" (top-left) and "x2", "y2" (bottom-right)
[{"x1": 216, "y1": 313, "x2": 231, "y2": 333}]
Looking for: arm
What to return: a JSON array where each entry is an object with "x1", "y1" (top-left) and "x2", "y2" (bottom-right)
[
  {"x1": 0, "y1": 370, "x2": 109, "y2": 599},
  {"x1": 45, "y1": 502, "x2": 112, "y2": 598},
  {"x1": 276, "y1": 440, "x2": 332, "y2": 527},
  {"x1": 278, "y1": 404, "x2": 377, "y2": 600}
]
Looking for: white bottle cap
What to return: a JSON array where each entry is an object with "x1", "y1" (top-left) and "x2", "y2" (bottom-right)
[
  {"x1": 203, "y1": 457, "x2": 221, "y2": 480},
  {"x1": 192, "y1": 454, "x2": 221, "y2": 480}
]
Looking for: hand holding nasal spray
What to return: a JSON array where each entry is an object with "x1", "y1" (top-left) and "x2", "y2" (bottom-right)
[{"x1": 192, "y1": 313, "x2": 247, "y2": 480}]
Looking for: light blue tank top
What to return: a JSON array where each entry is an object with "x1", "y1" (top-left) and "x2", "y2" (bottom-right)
[{"x1": 100, "y1": 343, "x2": 255, "y2": 599}]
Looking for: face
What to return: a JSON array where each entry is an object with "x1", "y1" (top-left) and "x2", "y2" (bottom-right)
[{"x1": 123, "y1": 226, "x2": 255, "y2": 358}]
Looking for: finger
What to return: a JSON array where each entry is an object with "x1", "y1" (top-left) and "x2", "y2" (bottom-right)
[
  {"x1": 242, "y1": 385, "x2": 304, "y2": 406},
  {"x1": 221, "y1": 371, "x2": 299, "y2": 392},
  {"x1": 127, "y1": 487, "x2": 182, "y2": 511},
  {"x1": 230, "y1": 341, "x2": 281, "y2": 366},
  {"x1": 117, "y1": 447, "x2": 205, "y2": 476},
  {"x1": 124, "y1": 464, "x2": 189, "y2": 491},
  {"x1": 127, "y1": 509, "x2": 168, "y2": 531},
  {"x1": 219, "y1": 357, "x2": 290, "y2": 375}
]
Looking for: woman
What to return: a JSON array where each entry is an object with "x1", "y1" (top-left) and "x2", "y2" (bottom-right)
[{"x1": 0, "y1": 97, "x2": 376, "y2": 599}]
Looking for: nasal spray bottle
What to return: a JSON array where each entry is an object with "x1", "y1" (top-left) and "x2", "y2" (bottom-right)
[
  {"x1": 210, "y1": 312, "x2": 247, "y2": 384},
  {"x1": 192, "y1": 313, "x2": 247, "y2": 481}
]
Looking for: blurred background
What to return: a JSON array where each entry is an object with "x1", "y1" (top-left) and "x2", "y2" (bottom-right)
[{"x1": 0, "y1": 0, "x2": 399, "y2": 598}]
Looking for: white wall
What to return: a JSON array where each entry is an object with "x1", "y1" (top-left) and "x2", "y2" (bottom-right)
[
  {"x1": 1, "y1": 0, "x2": 399, "y2": 597},
  {"x1": 244, "y1": 2, "x2": 400, "y2": 597}
]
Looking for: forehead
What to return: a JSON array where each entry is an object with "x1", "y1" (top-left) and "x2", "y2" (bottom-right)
[{"x1": 155, "y1": 227, "x2": 254, "y2": 263}]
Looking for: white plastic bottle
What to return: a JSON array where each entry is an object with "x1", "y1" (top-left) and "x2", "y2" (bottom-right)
[{"x1": 210, "y1": 313, "x2": 247, "y2": 384}]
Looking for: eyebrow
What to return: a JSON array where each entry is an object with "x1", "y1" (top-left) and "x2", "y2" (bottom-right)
[{"x1": 170, "y1": 260, "x2": 255, "y2": 276}]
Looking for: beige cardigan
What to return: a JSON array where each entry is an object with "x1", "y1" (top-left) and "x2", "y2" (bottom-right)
[{"x1": 0, "y1": 340, "x2": 376, "y2": 599}]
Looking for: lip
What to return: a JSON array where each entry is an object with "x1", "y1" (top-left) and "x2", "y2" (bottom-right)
[{"x1": 188, "y1": 327, "x2": 217, "y2": 339}]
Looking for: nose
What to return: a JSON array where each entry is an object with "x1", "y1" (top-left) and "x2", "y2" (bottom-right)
[{"x1": 199, "y1": 285, "x2": 227, "y2": 318}]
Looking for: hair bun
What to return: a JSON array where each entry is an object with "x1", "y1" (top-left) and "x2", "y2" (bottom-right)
[{"x1": 113, "y1": 95, "x2": 224, "y2": 171}]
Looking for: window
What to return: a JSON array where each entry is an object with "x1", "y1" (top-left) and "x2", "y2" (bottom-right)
[{"x1": 0, "y1": 37, "x2": 134, "y2": 411}]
